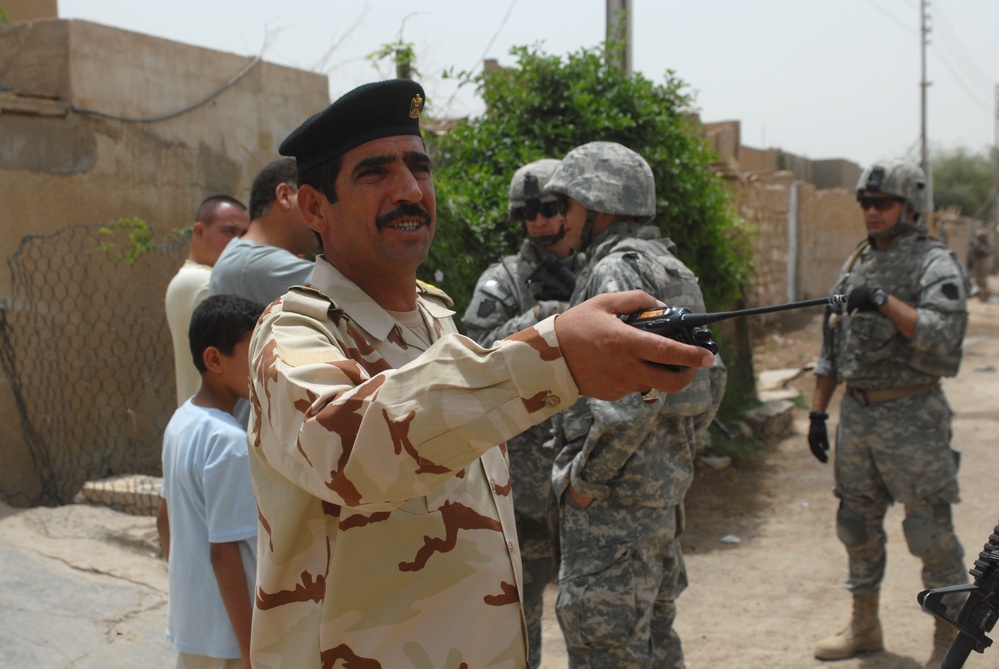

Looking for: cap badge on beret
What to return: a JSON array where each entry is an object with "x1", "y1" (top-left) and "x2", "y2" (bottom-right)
[{"x1": 409, "y1": 93, "x2": 424, "y2": 119}]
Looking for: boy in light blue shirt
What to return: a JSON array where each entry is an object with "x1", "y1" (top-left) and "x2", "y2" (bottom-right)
[{"x1": 157, "y1": 294, "x2": 263, "y2": 669}]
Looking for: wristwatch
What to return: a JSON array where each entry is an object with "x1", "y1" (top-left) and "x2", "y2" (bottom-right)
[{"x1": 871, "y1": 288, "x2": 888, "y2": 308}]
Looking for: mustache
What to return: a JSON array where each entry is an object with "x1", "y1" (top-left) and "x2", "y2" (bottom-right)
[{"x1": 376, "y1": 203, "x2": 431, "y2": 230}]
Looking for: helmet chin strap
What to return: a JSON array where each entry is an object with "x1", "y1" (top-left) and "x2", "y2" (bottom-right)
[
  {"x1": 869, "y1": 204, "x2": 923, "y2": 242},
  {"x1": 575, "y1": 210, "x2": 597, "y2": 254},
  {"x1": 530, "y1": 224, "x2": 566, "y2": 247}
]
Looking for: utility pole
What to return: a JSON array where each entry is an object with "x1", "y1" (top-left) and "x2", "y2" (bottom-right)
[
  {"x1": 994, "y1": 83, "x2": 999, "y2": 229},
  {"x1": 606, "y1": 0, "x2": 632, "y2": 75},
  {"x1": 921, "y1": 0, "x2": 934, "y2": 217}
]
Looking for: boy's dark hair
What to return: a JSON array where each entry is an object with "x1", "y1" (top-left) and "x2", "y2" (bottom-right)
[
  {"x1": 249, "y1": 158, "x2": 298, "y2": 220},
  {"x1": 189, "y1": 294, "x2": 264, "y2": 373}
]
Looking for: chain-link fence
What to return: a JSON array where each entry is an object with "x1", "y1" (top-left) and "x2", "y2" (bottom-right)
[{"x1": 0, "y1": 223, "x2": 186, "y2": 508}]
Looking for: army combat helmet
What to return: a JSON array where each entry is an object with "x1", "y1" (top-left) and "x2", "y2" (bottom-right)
[
  {"x1": 508, "y1": 159, "x2": 562, "y2": 219},
  {"x1": 544, "y1": 141, "x2": 656, "y2": 252},
  {"x1": 508, "y1": 158, "x2": 568, "y2": 247},
  {"x1": 545, "y1": 141, "x2": 656, "y2": 223},
  {"x1": 856, "y1": 160, "x2": 928, "y2": 238}
]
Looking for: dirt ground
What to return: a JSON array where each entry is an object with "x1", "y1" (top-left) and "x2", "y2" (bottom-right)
[{"x1": 538, "y1": 296, "x2": 999, "y2": 669}]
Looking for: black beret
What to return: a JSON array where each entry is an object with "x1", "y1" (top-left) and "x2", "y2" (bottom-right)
[{"x1": 279, "y1": 79, "x2": 426, "y2": 173}]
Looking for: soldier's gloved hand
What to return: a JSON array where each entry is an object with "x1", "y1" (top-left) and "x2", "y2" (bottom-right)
[
  {"x1": 847, "y1": 285, "x2": 886, "y2": 313},
  {"x1": 808, "y1": 411, "x2": 830, "y2": 463}
]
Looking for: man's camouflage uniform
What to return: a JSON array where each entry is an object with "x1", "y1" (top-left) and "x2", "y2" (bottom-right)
[
  {"x1": 816, "y1": 231, "x2": 970, "y2": 606},
  {"x1": 545, "y1": 142, "x2": 725, "y2": 669},
  {"x1": 967, "y1": 232, "x2": 993, "y2": 301},
  {"x1": 248, "y1": 258, "x2": 581, "y2": 668},
  {"x1": 464, "y1": 241, "x2": 585, "y2": 668}
]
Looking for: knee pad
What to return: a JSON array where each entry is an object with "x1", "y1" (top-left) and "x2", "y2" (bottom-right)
[
  {"x1": 902, "y1": 506, "x2": 950, "y2": 559},
  {"x1": 836, "y1": 505, "x2": 869, "y2": 548}
]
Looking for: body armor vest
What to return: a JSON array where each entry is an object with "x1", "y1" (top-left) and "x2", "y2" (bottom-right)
[
  {"x1": 574, "y1": 223, "x2": 715, "y2": 418},
  {"x1": 830, "y1": 234, "x2": 966, "y2": 387}
]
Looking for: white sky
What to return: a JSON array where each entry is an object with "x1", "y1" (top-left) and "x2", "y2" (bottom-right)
[{"x1": 57, "y1": 0, "x2": 999, "y2": 168}]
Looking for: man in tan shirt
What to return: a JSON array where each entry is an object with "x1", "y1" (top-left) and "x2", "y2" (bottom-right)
[{"x1": 247, "y1": 79, "x2": 714, "y2": 668}]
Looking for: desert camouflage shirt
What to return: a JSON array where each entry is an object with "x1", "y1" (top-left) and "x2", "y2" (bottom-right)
[
  {"x1": 552, "y1": 221, "x2": 725, "y2": 509},
  {"x1": 247, "y1": 258, "x2": 580, "y2": 668},
  {"x1": 815, "y1": 231, "x2": 969, "y2": 388},
  {"x1": 463, "y1": 242, "x2": 584, "y2": 558}
]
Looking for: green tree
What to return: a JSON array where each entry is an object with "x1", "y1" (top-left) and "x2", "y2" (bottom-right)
[
  {"x1": 932, "y1": 145, "x2": 996, "y2": 221},
  {"x1": 423, "y1": 44, "x2": 753, "y2": 319}
]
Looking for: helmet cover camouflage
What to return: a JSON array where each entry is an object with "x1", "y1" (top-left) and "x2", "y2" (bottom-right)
[
  {"x1": 544, "y1": 141, "x2": 656, "y2": 223},
  {"x1": 508, "y1": 159, "x2": 562, "y2": 218},
  {"x1": 509, "y1": 159, "x2": 561, "y2": 206},
  {"x1": 856, "y1": 160, "x2": 927, "y2": 215}
]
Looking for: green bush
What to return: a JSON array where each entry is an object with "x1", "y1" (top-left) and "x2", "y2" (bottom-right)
[{"x1": 423, "y1": 43, "x2": 753, "y2": 321}]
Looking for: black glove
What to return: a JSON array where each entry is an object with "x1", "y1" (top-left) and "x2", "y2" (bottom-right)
[
  {"x1": 847, "y1": 285, "x2": 886, "y2": 314},
  {"x1": 808, "y1": 411, "x2": 830, "y2": 463}
]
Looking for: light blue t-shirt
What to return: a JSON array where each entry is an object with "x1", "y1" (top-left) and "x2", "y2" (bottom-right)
[{"x1": 161, "y1": 400, "x2": 257, "y2": 659}]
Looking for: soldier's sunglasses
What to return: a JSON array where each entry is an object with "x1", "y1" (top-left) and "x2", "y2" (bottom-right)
[
  {"x1": 857, "y1": 195, "x2": 903, "y2": 211},
  {"x1": 513, "y1": 198, "x2": 567, "y2": 222}
]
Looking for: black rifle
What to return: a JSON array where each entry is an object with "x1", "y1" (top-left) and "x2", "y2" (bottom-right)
[
  {"x1": 526, "y1": 253, "x2": 577, "y2": 302},
  {"x1": 918, "y1": 520, "x2": 999, "y2": 668},
  {"x1": 622, "y1": 295, "x2": 848, "y2": 367}
]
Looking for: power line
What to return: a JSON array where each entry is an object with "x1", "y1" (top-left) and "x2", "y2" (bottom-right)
[
  {"x1": 933, "y1": 2, "x2": 993, "y2": 89},
  {"x1": 71, "y1": 52, "x2": 263, "y2": 123},
  {"x1": 473, "y1": 0, "x2": 519, "y2": 72},
  {"x1": 932, "y1": 40, "x2": 992, "y2": 112},
  {"x1": 439, "y1": 0, "x2": 519, "y2": 114},
  {"x1": 865, "y1": 0, "x2": 918, "y2": 35},
  {"x1": 312, "y1": 5, "x2": 370, "y2": 73}
]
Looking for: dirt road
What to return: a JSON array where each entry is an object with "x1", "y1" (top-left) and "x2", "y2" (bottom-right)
[{"x1": 538, "y1": 298, "x2": 999, "y2": 669}]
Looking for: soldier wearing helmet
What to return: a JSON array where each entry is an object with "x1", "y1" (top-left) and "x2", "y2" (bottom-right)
[
  {"x1": 967, "y1": 229, "x2": 993, "y2": 302},
  {"x1": 808, "y1": 159, "x2": 971, "y2": 665},
  {"x1": 461, "y1": 158, "x2": 584, "y2": 668},
  {"x1": 544, "y1": 141, "x2": 726, "y2": 669}
]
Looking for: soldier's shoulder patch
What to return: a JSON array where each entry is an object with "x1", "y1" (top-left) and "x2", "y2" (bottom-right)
[
  {"x1": 941, "y1": 283, "x2": 960, "y2": 300},
  {"x1": 282, "y1": 286, "x2": 342, "y2": 321},
  {"x1": 416, "y1": 279, "x2": 454, "y2": 308}
]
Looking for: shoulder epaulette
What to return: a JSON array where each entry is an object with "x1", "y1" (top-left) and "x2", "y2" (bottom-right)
[
  {"x1": 281, "y1": 286, "x2": 341, "y2": 321},
  {"x1": 416, "y1": 279, "x2": 454, "y2": 308}
]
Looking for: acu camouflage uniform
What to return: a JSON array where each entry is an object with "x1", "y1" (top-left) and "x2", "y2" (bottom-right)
[
  {"x1": 815, "y1": 230, "x2": 970, "y2": 608},
  {"x1": 463, "y1": 241, "x2": 586, "y2": 668},
  {"x1": 248, "y1": 257, "x2": 582, "y2": 669},
  {"x1": 551, "y1": 221, "x2": 726, "y2": 669}
]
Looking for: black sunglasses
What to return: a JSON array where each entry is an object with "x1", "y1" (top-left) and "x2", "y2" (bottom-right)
[
  {"x1": 513, "y1": 198, "x2": 566, "y2": 222},
  {"x1": 857, "y1": 195, "x2": 903, "y2": 211}
]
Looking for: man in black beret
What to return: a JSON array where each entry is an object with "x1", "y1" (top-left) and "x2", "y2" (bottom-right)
[{"x1": 246, "y1": 78, "x2": 714, "y2": 668}]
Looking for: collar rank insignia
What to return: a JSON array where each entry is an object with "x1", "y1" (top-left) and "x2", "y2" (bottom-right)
[{"x1": 409, "y1": 93, "x2": 424, "y2": 119}]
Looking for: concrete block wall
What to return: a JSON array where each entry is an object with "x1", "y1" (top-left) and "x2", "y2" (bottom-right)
[{"x1": 0, "y1": 20, "x2": 330, "y2": 504}]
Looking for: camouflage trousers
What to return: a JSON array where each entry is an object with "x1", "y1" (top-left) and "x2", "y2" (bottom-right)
[
  {"x1": 518, "y1": 515, "x2": 555, "y2": 669},
  {"x1": 510, "y1": 442, "x2": 558, "y2": 668},
  {"x1": 834, "y1": 388, "x2": 967, "y2": 612},
  {"x1": 555, "y1": 499, "x2": 686, "y2": 669}
]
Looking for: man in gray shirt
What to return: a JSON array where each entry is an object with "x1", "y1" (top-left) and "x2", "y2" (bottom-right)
[{"x1": 210, "y1": 158, "x2": 318, "y2": 305}]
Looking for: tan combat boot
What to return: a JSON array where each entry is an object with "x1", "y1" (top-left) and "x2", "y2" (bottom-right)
[
  {"x1": 925, "y1": 617, "x2": 958, "y2": 668},
  {"x1": 814, "y1": 592, "x2": 884, "y2": 660}
]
